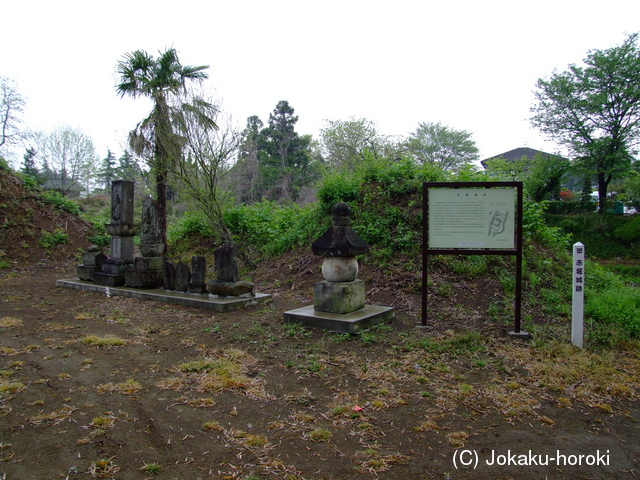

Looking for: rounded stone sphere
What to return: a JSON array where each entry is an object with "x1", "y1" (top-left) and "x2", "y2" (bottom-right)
[{"x1": 321, "y1": 256, "x2": 359, "y2": 282}]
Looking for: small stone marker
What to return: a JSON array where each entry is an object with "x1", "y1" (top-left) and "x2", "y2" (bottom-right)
[
  {"x1": 163, "y1": 261, "x2": 176, "y2": 290},
  {"x1": 214, "y1": 243, "x2": 240, "y2": 282},
  {"x1": 76, "y1": 245, "x2": 106, "y2": 281},
  {"x1": 188, "y1": 256, "x2": 208, "y2": 294},
  {"x1": 572, "y1": 242, "x2": 585, "y2": 348},
  {"x1": 312, "y1": 202, "x2": 368, "y2": 314},
  {"x1": 207, "y1": 243, "x2": 254, "y2": 297},
  {"x1": 175, "y1": 262, "x2": 191, "y2": 292}
]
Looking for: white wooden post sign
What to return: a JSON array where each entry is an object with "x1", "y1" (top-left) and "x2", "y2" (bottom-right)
[{"x1": 572, "y1": 242, "x2": 585, "y2": 348}]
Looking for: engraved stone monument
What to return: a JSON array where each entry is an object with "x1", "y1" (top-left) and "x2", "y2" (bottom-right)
[
  {"x1": 94, "y1": 180, "x2": 138, "y2": 286},
  {"x1": 75, "y1": 245, "x2": 106, "y2": 281},
  {"x1": 125, "y1": 197, "x2": 164, "y2": 288},
  {"x1": 207, "y1": 243, "x2": 255, "y2": 297}
]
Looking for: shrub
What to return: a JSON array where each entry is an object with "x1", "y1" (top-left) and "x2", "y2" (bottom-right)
[
  {"x1": 586, "y1": 285, "x2": 640, "y2": 343},
  {"x1": 225, "y1": 201, "x2": 324, "y2": 257},
  {"x1": 316, "y1": 174, "x2": 361, "y2": 214},
  {"x1": 544, "y1": 200, "x2": 597, "y2": 214},
  {"x1": 167, "y1": 210, "x2": 216, "y2": 244},
  {"x1": 39, "y1": 229, "x2": 69, "y2": 248},
  {"x1": 39, "y1": 190, "x2": 81, "y2": 215},
  {"x1": 522, "y1": 202, "x2": 570, "y2": 250},
  {"x1": 613, "y1": 215, "x2": 640, "y2": 242}
]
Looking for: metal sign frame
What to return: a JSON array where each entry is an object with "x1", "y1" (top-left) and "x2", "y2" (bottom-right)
[{"x1": 422, "y1": 181, "x2": 524, "y2": 334}]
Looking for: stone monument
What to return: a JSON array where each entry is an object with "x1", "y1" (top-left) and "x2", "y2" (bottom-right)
[
  {"x1": 94, "y1": 180, "x2": 139, "y2": 287},
  {"x1": 163, "y1": 261, "x2": 177, "y2": 290},
  {"x1": 125, "y1": 197, "x2": 164, "y2": 288},
  {"x1": 283, "y1": 202, "x2": 394, "y2": 333},
  {"x1": 75, "y1": 245, "x2": 106, "y2": 281},
  {"x1": 188, "y1": 256, "x2": 208, "y2": 294},
  {"x1": 207, "y1": 242, "x2": 255, "y2": 297},
  {"x1": 59, "y1": 181, "x2": 273, "y2": 312},
  {"x1": 312, "y1": 202, "x2": 368, "y2": 314},
  {"x1": 175, "y1": 261, "x2": 191, "y2": 292}
]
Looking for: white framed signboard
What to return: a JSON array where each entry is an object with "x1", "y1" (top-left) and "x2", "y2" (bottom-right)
[{"x1": 428, "y1": 187, "x2": 516, "y2": 250}]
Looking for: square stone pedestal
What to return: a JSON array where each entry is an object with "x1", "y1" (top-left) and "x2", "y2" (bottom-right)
[
  {"x1": 283, "y1": 304, "x2": 394, "y2": 334},
  {"x1": 76, "y1": 265, "x2": 101, "y2": 281},
  {"x1": 314, "y1": 280, "x2": 365, "y2": 314},
  {"x1": 93, "y1": 272, "x2": 125, "y2": 287}
]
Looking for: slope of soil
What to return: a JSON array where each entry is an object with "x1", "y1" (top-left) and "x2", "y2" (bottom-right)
[{"x1": 0, "y1": 170, "x2": 92, "y2": 268}]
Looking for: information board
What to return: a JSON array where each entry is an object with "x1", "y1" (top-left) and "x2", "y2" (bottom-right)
[
  {"x1": 422, "y1": 182, "x2": 525, "y2": 335},
  {"x1": 428, "y1": 187, "x2": 516, "y2": 250}
]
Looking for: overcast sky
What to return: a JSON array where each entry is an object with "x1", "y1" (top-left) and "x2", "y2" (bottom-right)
[{"x1": 3, "y1": 0, "x2": 640, "y2": 166}]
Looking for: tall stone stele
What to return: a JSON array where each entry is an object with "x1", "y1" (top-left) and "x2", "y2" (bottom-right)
[
  {"x1": 311, "y1": 202, "x2": 368, "y2": 314},
  {"x1": 125, "y1": 196, "x2": 164, "y2": 288},
  {"x1": 94, "y1": 180, "x2": 138, "y2": 287}
]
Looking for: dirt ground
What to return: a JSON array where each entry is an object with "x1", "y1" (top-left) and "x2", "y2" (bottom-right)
[
  {"x1": 2, "y1": 164, "x2": 639, "y2": 480},
  {"x1": 1, "y1": 259, "x2": 639, "y2": 480}
]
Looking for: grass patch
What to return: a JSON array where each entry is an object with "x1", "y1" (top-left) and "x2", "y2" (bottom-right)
[
  {"x1": 307, "y1": 427, "x2": 332, "y2": 442},
  {"x1": 0, "y1": 380, "x2": 25, "y2": 394},
  {"x1": 140, "y1": 463, "x2": 162, "y2": 475},
  {"x1": 0, "y1": 317, "x2": 22, "y2": 328},
  {"x1": 97, "y1": 378, "x2": 143, "y2": 396},
  {"x1": 165, "y1": 348, "x2": 269, "y2": 399},
  {"x1": 82, "y1": 335, "x2": 126, "y2": 347},
  {"x1": 202, "y1": 420, "x2": 224, "y2": 432}
]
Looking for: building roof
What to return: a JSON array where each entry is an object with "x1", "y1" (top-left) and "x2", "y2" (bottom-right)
[{"x1": 481, "y1": 147, "x2": 567, "y2": 168}]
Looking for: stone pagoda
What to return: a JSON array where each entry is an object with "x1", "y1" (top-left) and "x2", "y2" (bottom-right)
[{"x1": 283, "y1": 202, "x2": 394, "y2": 333}]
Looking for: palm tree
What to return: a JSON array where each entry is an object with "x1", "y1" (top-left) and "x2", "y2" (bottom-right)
[{"x1": 115, "y1": 48, "x2": 209, "y2": 251}]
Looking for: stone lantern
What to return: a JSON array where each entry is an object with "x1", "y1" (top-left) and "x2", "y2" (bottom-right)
[
  {"x1": 283, "y1": 202, "x2": 394, "y2": 333},
  {"x1": 312, "y1": 202, "x2": 368, "y2": 314}
]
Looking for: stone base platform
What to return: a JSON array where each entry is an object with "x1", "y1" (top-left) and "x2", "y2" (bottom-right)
[
  {"x1": 283, "y1": 305, "x2": 394, "y2": 334},
  {"x1": 57, "y1": 278, "x2": 271, "y2": 313},
  {"x1": 93, "y1": 272, "x2": 125, "y2": 287}
]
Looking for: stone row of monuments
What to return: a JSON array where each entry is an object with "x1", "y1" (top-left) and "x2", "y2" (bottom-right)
[
  {"x1": 73, "y1": 180, "x2": 392, "y2": 331},
  {"x1": 76, "y1": 180, "x2": 254, "y2": 298}
]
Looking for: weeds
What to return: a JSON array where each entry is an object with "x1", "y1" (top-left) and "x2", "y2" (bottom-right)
[
  {"x1": 140, "y1": 463, "x2": 162, "y2": 475},
  {"x1": 38, "y1": 229, "x2": 69, "y2": 248},
  {"x1": 82, "y1": 335, "x2": 126, "y2": 347},
  {"x1": 96, "y1": 378, "x2": 143, "y2": 395},
  {"x1": 307, "y1": 427, "x2": 332, "y2": 442}
]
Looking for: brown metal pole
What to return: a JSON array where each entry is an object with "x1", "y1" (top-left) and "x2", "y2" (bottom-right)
[{"x1": 422, "y1": 182, "x2": 428, "y2": 327}]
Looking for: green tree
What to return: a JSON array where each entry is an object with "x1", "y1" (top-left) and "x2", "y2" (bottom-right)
[
  {"x1": 405, "y1": 121, "x2": 479, "y2": 171},
  {"x1": 32, "y1": 126, "x2": 98, "y2": 197},
  {"x1": 258, "y1": 100, "x2": 314, "y2": 202},
  {"x1": 234, "y1": 115, "x2": 264, "y2": 204},
  {"x1": 523, "y1": 153, "x2": 571, "y2": 202},
  {"x1": 115, "y1": 48, "x2": 209, "y2": 249},
  {"x1": 99, "y1": 149, "x2": 118, "y2": 192},
  {"x1": 20, "y1": 147, "x2": 40, "y2": 182},
  {"x1": 482, "y1": 155, "x2": 531, "y2": 181},
  {"x1": 117, "y1": 150, "x2": 139, "y2": 182},
  {"x1": 319, "y1": 117, "x2": 385, "y2": 170},
  {"x1": 531, "y1": 33, "x2": 640, "y2": 212}
]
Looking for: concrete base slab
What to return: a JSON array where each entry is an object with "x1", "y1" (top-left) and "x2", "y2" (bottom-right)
[
  {"x1": 508, "y1": 330, "x2": 531, "y2": 340},
  {"x1": 57, "y1": 278, "x2": 271, "y2": 313},
  {"x1": 283, "y1": 304, "x2": 394, "y2": 334}
]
